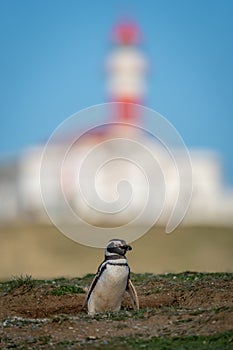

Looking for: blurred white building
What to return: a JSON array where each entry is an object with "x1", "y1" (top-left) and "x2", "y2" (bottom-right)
[
  {"x1": 0, "y1": 20, "x2": 233, "y2": 228},
  {"x1": 0, "y1": 138, "x2": 233, "y2": 228}
]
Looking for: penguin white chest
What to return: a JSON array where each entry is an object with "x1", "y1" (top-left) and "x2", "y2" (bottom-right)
[{"x1": 88, "y1": 264, "x2": 129, "y2": 315}]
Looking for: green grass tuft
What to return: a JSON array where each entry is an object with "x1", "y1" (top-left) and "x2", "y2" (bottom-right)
[
  {"x1": 0, "y1": 274, "x2": 35, "y2": 294},
  {"x1": 11, "y1": 274, "x2": 34, "y2": 287},
  {"x1": 51, "y1": 284, "x2": 85, "y2": 296}
]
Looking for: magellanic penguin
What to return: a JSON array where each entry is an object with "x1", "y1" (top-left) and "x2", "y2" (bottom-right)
[{"x1": 83, "y1": 239, "x2": 139, "y2": 316}]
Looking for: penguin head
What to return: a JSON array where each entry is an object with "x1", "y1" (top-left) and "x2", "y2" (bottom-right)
[{"x1": 105, "y1": 239, "x2": 132, "y2": 257}]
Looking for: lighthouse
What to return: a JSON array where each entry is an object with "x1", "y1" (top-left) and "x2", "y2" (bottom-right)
[{"x1": 106, "y1": 20, "x2": 147, "y2": 125}]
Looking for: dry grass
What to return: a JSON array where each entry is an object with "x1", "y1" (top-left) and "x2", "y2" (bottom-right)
[{"x1": 0, "y1": 224, "x2": 233, "y2": 279}]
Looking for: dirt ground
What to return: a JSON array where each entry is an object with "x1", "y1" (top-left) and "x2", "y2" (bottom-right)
[{"x1": 0, "y1": 272, "x2": 233, "y2": 349}]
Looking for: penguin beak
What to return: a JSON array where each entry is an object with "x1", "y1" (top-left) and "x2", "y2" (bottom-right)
[{"x1": 120, "y1": 244, "x2": 132, "y2": 252}]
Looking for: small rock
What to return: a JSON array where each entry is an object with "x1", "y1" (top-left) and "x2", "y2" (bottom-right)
[{"x1": 87, "y1": 336, "x2": 96, "y2": 340}]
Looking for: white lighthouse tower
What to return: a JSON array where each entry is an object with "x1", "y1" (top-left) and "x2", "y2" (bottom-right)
[{"x1": 106, "y1": 20, "x2": 147, "y2": 124}]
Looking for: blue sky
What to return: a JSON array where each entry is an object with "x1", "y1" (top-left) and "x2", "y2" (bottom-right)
[{"x1": 0, "y1": 0, "x2": 233, "y2": 183}]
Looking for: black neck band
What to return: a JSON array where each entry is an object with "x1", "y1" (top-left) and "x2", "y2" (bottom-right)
[{"x1": 105, "y1": 254, "x2": 125, "y2": 261}]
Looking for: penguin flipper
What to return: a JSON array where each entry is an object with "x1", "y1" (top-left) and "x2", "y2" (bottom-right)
[
  {"x1": 127, "y1": 279, "x2": 139, "y2": 310},
  {"x1": 82, "y1": 273, "x2": 99, "y2": 310}
]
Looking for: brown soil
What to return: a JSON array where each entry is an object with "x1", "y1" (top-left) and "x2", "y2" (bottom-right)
[{"x1": 1, "y1": 273, "x2": 233, "y2": 349}]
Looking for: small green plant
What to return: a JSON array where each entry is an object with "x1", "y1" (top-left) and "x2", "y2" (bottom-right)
[
  {"x1": 8, "y1": 274, "x2": 35, "y2": 292},
  {"x1": 51, "y1": 284, "x2": 85, "y2": 296},
  {"x1": 12, "y1": 274, "x2": 33, "y2": 285},
  {"x1": 0, "y1": 275, "x2": 36, "y2": 295}
]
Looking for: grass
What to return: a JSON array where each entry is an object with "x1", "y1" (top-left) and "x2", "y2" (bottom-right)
[
  {"x1": 131, "y1": 271, "x2": 233, "y2": 284},
  {"x1": 10, "y1": 273, "x2": 34, "y2": 288},
  {"x1": 96, "y1": 331, "x2": 233, "y2": 350},
  {"x1": 0, "y1": 274, "x2": 35, "y2": 295},
  {"x1": 4, "y1": 331, "x2": 233, "y2": 349},
  {"x1": 0, "y1": 275, "x2": 88, "y2": 296},
  {"x1": 51, "y1": 284, "x2": 85, "y2": 296},
  {"x1": 159, "y1": 271, "x2": 233, "y2": 282}
]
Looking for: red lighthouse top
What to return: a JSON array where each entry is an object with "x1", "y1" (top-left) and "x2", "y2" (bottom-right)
[{"x1": 113, "y1": 21, "x2": 141, "y2": 45}]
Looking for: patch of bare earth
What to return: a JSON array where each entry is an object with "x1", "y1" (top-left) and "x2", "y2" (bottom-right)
[{"x1": 0, "y1": 273, "x2": 233, "y2": 348}]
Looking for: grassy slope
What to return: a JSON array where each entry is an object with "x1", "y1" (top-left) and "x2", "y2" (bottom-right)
[{"x1": 1, "y1": 272, "x2": 233, "y2": 349}]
